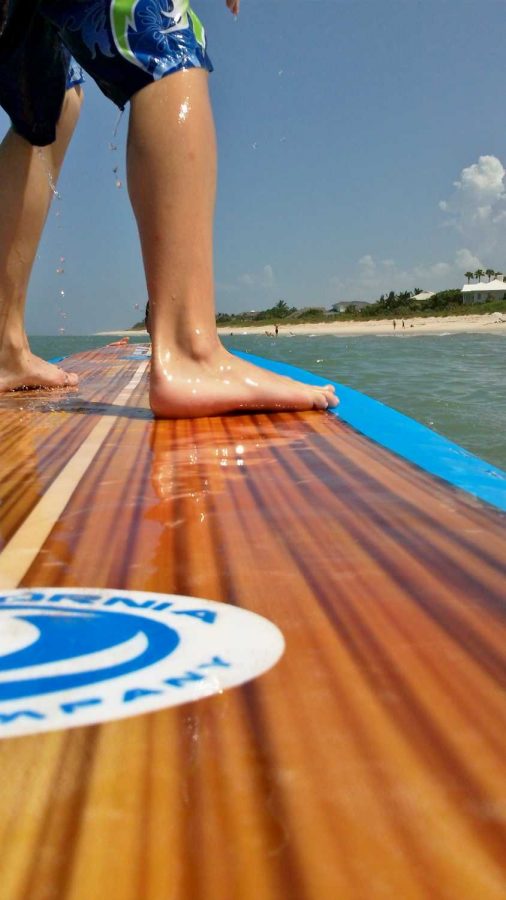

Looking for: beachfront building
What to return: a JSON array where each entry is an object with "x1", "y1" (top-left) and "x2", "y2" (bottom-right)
[
  {"x1": 409, "y1": 291, "x2": 435, "y2": 302},
  {"x1": 462, "y1": 275, "x2": 506, "y2": 304},
  {"x1": 331, "y1": 301, "x2": 370, "y2": 314}
]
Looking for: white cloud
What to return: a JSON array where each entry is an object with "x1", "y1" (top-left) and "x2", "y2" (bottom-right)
[
  {"x1": 358, "y1": 254, "x2": 375, "y2": 270},
  {"x1": 330, "y1": 248, "x2": 485, "y2": 301},
  {"x1": 330, "y1": 157, "x2": 505, "y2": 301},
  {"x1": 439, "y1": 155, "x2": 506, "y2": 255},
  {"x1": 238, "y1": 264, "x2": 275, "y2": 289},
  {"x1": 455, "y1": 248, "x2": 482, "y2": 272},
  {"x1": 217, "y1": 264, "x2": 275, "y2": 296},
  {"x1": 454, "y1": 155, "x2": 505, "y2": 199}
]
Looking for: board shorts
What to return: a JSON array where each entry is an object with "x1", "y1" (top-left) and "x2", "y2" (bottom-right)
[
  {"x1": 0, "y1": 0, "x2": 213, "y2": 146},
  {"x1": 67, "y1": 58, "x2": 85, "y2": 91}
]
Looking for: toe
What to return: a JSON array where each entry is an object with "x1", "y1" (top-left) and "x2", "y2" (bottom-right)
[
  {"x1": 312, "y1": 391, "x2": 329, "y2": 410},
  {"x1": 61, "y1": 370, "x2": 79, "y2": 387},
  {"x1": 318, "y1": 386, "x2": 338, "y2": 408}
]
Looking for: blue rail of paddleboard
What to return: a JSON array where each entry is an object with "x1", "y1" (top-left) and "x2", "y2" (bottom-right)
[{"x1": 233, "y1": 350, "x2": 506, "y2": 514}]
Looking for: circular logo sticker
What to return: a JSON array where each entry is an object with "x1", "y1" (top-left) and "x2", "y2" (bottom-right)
[{"x1": 0, "y1": 589, "x2": 285, "y2": 739}]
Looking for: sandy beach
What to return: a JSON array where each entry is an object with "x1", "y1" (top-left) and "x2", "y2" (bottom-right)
[{"x1": 96, "y1": 311, "x2": 506, "y2": 338}]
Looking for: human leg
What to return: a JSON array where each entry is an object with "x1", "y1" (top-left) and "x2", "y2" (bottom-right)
[
  {"x1": 127, "y1": 69, "x2": 338, "y2": 417},
  {"x1": 0, "y1": 86, "x2": 83, "y2": 391},
  {"x1": 25, "y1": 0, "x2": 336, "y2": 415}
]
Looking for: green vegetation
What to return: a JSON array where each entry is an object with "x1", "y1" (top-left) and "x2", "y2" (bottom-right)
[
  {"x1": 131, "y1": 283, "x2": 506, "y2": 330},
  {"x1": 357, "y1": 288, "x2": 506, "y2": 319},
  {"x1": 418, "y1": 297, "x2": 506, "y2": 317},
  {"x1": 216, "y1": 299, "x2": 298, "y2": 327},
  {"x1": 357, "y1": 288, "x2": 464, "y2": 318},
  {"x1": 465, "y1": 267, "x2": 503, "y2": 283},
  {"x1": 213, "y1": 290, "x2": 506, "y2": 328}
]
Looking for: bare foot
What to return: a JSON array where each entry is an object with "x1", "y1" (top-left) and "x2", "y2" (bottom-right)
[
  {"x1": 150, "y1": 344, "x2": 338, "y2": 418},
  {"x1": 0, "y1": 350, "x2": 79, "y2": 392}
]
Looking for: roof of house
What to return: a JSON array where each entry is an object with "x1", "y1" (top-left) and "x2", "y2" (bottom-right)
[{"x1": 462, "y1": 279, "x2": 506, "y2": 292}]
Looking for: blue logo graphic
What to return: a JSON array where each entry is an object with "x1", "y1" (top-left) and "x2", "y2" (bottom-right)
[{"x1": 0, "y1": 606, "x2": 179, "y2": 702}]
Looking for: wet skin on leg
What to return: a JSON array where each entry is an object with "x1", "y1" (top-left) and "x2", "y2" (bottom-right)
[
  {"x1": 0, "y1": 87, "x2": 82, "y2": 392},
  {"x1": 127, "y1": 69, "x2": 338, "y2": 418}
]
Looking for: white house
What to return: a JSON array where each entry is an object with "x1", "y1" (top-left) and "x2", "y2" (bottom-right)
[
  {"x1": 462, "y1": 276, "x2": 506, "y2": 304},
  {"x1": 331, "y1": 301, "x2": 370, "y2": 314},
  {"x1": 409, "y1": 291, "x2": 435, "y2": 302}
]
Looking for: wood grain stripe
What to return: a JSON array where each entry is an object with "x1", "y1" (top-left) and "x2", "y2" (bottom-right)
[{"x1": 0, "y1": 362, "x2": 148, "y2": 589}]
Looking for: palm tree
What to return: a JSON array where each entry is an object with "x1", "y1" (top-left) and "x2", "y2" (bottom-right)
[
  {"x1": 273, "y1": 299, "x2": 290, "y2": 316},
  {"x1": 485, "y1": 268, "x2": 495, "y2": 281},
  {"x1": 474, "y1": 269, "x2": 484, "y2": 283},
  {"x1": 464, "y1": 271, "x2": 474, "y2": 283}
]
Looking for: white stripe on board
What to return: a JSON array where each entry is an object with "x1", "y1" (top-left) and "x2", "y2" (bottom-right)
[{"x1": 0, "y1": 362, "x2": 149, "y2": 590}]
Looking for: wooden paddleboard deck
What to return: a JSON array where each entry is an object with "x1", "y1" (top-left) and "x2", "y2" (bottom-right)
[{"x1": 0, "y1": 343, "x2": 505, "y2": 900}]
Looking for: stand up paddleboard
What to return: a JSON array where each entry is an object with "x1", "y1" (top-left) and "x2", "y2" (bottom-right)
[{"x1": 0, "y1": 342, "x2": 505, "y2": 900}]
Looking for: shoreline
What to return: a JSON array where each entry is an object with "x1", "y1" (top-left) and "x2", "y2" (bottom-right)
[{"x1": 95, "y1": 311, "x2": 506, "y2": 338}]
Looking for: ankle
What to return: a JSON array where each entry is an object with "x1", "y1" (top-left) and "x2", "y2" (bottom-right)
[
  {"x1": 152, "y1": 324, "x2": 221, "y2": 363},
  {"x1": 0, "y1": 329, "x2": 29, "y2": 358}
]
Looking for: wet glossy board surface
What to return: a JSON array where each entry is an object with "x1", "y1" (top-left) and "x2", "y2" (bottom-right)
[{"x1": 0, "y1": 345, "x2": 505, "y2": 900}]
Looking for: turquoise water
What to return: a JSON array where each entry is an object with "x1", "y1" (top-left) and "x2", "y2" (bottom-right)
[{"x1": 30, "y1": 332, "x2": 506, "y2": 471}]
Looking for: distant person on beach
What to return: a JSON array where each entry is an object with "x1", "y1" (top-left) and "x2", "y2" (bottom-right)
[
  {"x1": 393, "y1": 320, "x2": 397, "y2": 330},
  {"x1": 0, "y1": 0, "x2": 337, "y2": 417},
  {"x1": 275, "y1": 324, "x2": 279, "y2": 336}
]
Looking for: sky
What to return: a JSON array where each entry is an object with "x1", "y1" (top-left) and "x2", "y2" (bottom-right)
[{"x1": 2, "y1": 0, "x2": 506, "y2": 334}]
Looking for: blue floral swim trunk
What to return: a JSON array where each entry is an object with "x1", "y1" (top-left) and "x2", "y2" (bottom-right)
[{"x1": 0, "y1": 0, "x2": 213, "y2": 146}]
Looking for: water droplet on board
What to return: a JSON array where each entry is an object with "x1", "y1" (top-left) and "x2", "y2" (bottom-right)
[
  {"x1": 60, "y1": 290, "x2": 65, "y2": 297},
  {"x1": 115, "y1": 179, "x2": 122, "y2": 189}
]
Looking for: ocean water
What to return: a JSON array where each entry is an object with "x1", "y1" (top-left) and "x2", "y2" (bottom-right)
[{"x1": 30, "y1": 332, "x2": 506, "y2": 471}]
